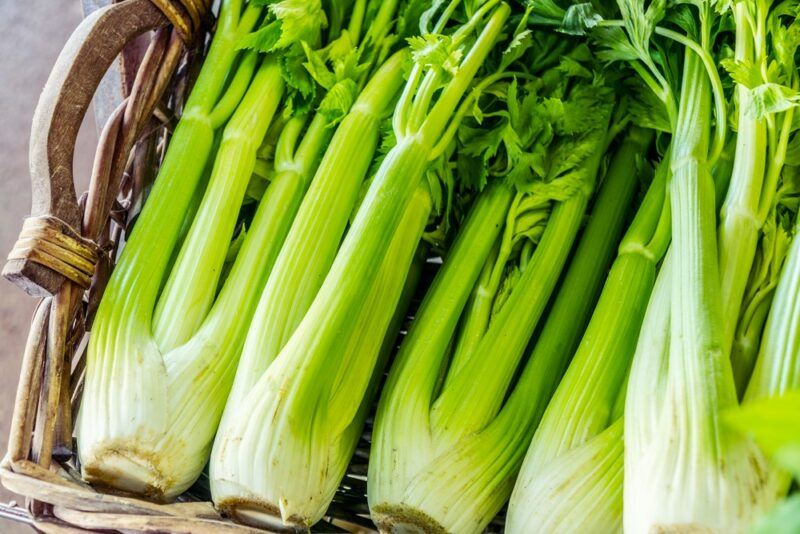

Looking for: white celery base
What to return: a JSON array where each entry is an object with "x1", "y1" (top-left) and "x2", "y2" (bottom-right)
[{"x1": 81, "y1": 442, "x2": 181, "y2": 499}]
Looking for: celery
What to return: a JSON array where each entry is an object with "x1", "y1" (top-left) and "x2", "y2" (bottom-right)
[
  {"x1": 219, "y1": 49, "x2": 407, "y2": 413},
  {"x1": 77, "y1": 1, "x2": 325, "y2": 498},
  {"x1": 746, "y1": 216, "x2": 800, "y2": 400},
  {"x1": 209, "y1": 2, "x2": 511, "y2": 527},
  {"x1": 720, "y1": 1, "x2": 797, "y2": 392},
  {"x1": 369, "y1": 56, "x2": 616, "y2": 532},
  {"x1": 613, "y1": 1, "x2": 789, "y2": 530},
  {"x1": 508, "y1": 140, "x2": 668, "y2": 533}
]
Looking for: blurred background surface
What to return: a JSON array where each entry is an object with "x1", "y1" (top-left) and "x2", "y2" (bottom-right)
[{"x1": 0, "y1": 2, "x2": 98, "y2": 531}]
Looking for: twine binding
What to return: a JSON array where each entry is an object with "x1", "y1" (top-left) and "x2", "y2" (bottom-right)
[
  {"x1": 4, "y1": 216, "x2": 99, "y2": 290},
  {"x1": 150, "y1": 0, "x2": 213, "y2": 42}
]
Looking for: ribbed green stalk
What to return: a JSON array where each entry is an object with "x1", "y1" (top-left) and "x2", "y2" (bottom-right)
[
  {"x1": 625, "y1": 249, "x2": 672, "y2": 454},
  {"x1": 625, "y1": 144, "x2": 733, "y2": 469},
  {"x1": 429, "y1": 114, "x2": 617, "y2": 434},
  {"x1": 730, "y1": 217, "x2": 793, "y2": 393},
  {"x1": 502, "y1": 130, "x2": 654, "y2": 420},
  {"x1": 429, "y1": 195, "x2": 591, "y2": 442},
  {"x1": 210, "y1": 187, "x2": 431, "y2": 528},
  {"x1": 669, "y1": 43, "x2": 745, "y2": 501},
  {"x1": 509, "y1": 419, "x2": 625, "y2": 533},
  {"x1": 447, "y1": 192, "x2": 551, "y2": 374},
  {"x1": 720, "y1": 3, "x2": 768, "y2": 390},
  {"x1": 668, "y1": 51, "x2": 731, "y2": 405},
  {"x1": 222, "y1": 53, "x2": 407, "y2": 411},
  {"x1": 325, "y1": 188, "x2": 432, "y2": 427},
  {"x1": 449, "y1": 199, "x2": 520, "y2": 370},
  {"x1": 153, "y1": 57, "x2": 284, "y2": 351},
  {"x1": 143, "y1": 153, "x2": 319, "y2": 493},
  {"x1": 369, "y1": 182, "x2": 515, "y2": 521},
  {"x1": 746, "y1": 220, "x2": 800, "y2": 400},
  {"x1": 519, "y1": 253, "x2": 656, "y2": 461},
  {"x1": 736, "y1": 218, "x2": 800, "y2": 501},
  {"x1": 625, "y1": 46, "x2": 775, "y2": 533},
  {"x1": 507, "y1": 145, "x2": 668, "y2": 534}
]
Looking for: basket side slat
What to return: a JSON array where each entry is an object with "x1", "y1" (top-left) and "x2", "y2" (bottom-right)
[
  {"x1": 8, "y1": 300, "x2": 51, "y2": 464},
  {"x1": 33, "y1": 285, "x2": 80, "y2": 470},
  {"x1": 52, "y1": 507, "x2": 268, "y2": 534}
]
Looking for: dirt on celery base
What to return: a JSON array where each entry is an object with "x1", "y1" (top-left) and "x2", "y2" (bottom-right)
[
  {"x1": 371, "y1": 504, "x2": 448, "y2": 534},
  {"x1": 216, "y1": 497, "x2": 310, "y2": 533},
  {"x1": 81, "y1": 445, "x2": 176, "y2": 502}
]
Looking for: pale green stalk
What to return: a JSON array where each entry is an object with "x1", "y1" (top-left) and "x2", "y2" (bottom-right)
[
  {"x1": 509, "y1": 419, "x2": 625, "y2": 533},
  {"x1": 211, "y1": 187, "x2": 431, "y2": 528},
  {"x1": 624, "y1": 11, "x2": 779, "y2": 528},
  {"x1": 369, "y1": 182, "x2": 515, "y2": 532},
  {"x1": 447, "y1": 193, "x2": 549, "y2": 374},
  {"x1": 221, "y1": 52, "x2": 407, "y2": 411},
  {"x1": 500, "y1": 129, "x2": 653, "y2": 430},
  {"x1": 719, "y1": 1, "x2": 795, "y2": 393},
  {"x1": 429, "y1": 195, "x2": 594, "y2": 441},
  {"x1": 507, "y1": 142, "x2": 668, "y2": 534},
  {"x1": 152, "y1": 56, "x2": 283, "y2": 351},
  {"x1": 625, "y1": 249, "x2": 672, "y2": 454},
  {"x1": 746, "y1": 219, "x2": 800, "y2": 400},
  {"x1": 734, "y1": 215, "x2": 800, "y2": 501},
  {"x1": 626, "y1": 48, "x2": 734, "y2": 532},
  {"x1": 719, "y1": 4, "x2": 766, "y2": 357},
  {"x1": 732, "y1": 215, "x2": 794, "y2": 390},
  {"x1": 218, "y1": 0, "x2": 402, "y2": 412}
]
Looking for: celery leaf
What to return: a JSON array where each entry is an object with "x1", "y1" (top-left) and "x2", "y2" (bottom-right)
[
  {"x1": 408, "y1": 34, "x2": 463, "y2": 75},
  {"x1": 240, "y1": 0, "x2": 326, "y2": 53},
  {"x1": 318, "y1": 79, "x2": 358, "y2": 123}
]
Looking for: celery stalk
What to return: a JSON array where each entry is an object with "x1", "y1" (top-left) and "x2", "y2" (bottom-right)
[
  {"x1": 221, "y1": 52, "x2": 407, "y2": 411},
  {"x1": 507, "y1": 142, "x2": 668, "y2": 533},
  {"x1": 153, "y1": 56, "x2": 283, "y2": 351},
  {"x1": 211, "y1": 187, "x2": 431, "y2": 529},
  {"x1": 718, "y1": 4, "x2": 767, "y2": 367},
  {"x1": 746, "y1": 220, "x2": 800, "y2": 400},
  {"x1": 623, "y1": 15, "x2": 777, "y2": 528},
  {"x1": 721, "y1": 1, "x2": 797, "y2": 392}
]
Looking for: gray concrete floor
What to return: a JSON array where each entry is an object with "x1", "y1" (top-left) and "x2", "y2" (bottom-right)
[{"x1": 0, "y1": 2, "x2": 98, "y2": 531}]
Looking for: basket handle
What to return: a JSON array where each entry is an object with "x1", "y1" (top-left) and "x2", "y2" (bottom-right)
[{"x1": 2, "y1": 0, "x2": 170, "y2": 297}]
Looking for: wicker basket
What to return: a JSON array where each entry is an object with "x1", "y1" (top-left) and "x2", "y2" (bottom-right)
[{"x1": 0, "y1": 1, "x2": 382, "y2": 531}]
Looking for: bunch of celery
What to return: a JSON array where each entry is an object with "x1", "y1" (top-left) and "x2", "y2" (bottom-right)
[
  {"x1": 367, "y1": 32, "x2": 626, "y2": 528},
  {"x1": 209, "y1": 1, "x2": 512, "y2": 528},
  {"x1": 77, "y1": 0, "x2": 406, "y2": 504},
  {"x1": 609, "y1": 0, "x2": 800, "y2": 531},
  {"x1": 211, "y1": 0, "x2": 405, "y2": 459},
  {"x1": 77, "y1": 0, "x2": 330, "y2": 498},
  {"x1": 70, "y1": 0, "x2": 800, "y2": 530},
  {"x1": 507, "y1": 0, "x2": 800, "y2": 530}
]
